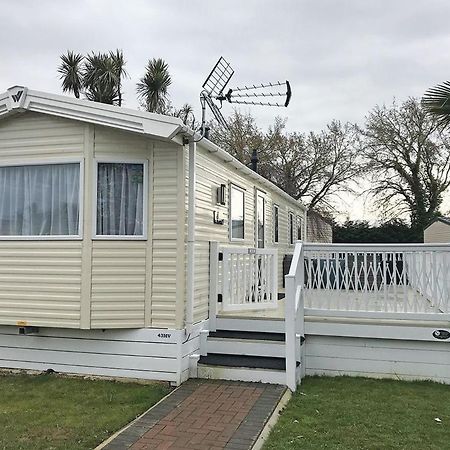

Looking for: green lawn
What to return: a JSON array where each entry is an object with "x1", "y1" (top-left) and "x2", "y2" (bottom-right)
[
  {"x1": 264, "y1": 376, "x2": 450, "y2": 450},
  {"x1": 0, "y1": 372, "x2": 170, "y2": 450}
]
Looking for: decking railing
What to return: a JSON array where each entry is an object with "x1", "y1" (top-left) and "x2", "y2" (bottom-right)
[
  {"x1": 302, "y1": 243, "x2": 450, "y2": 318},
  {"x1": 284, "y1": 241, "x2": 450, "y2": 390}
]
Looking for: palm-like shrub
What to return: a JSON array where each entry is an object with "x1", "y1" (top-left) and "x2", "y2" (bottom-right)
[
  {"x1": 57, "y1": 51, "x2": 84, "y2": 99},
  {"x1": 58, "y1": 50, "x2": 128, "y2": 106},
  {"x1": 136, "y1": 58, "x2": 172, "y2": 113},
  {"x1": 422, "y1": 81, "x2": 450, "y2": 126}
]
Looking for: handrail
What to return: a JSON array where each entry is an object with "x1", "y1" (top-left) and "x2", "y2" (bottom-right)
[
  {"x1": 303, "y1": 243, "x2": 450, "y2": 252},
  {"x1": 287, "y1": 240, "x2": 304, "y2": 277},
  {"x1": 285, "y1": 241, "x2": 304, "y2": 391}
]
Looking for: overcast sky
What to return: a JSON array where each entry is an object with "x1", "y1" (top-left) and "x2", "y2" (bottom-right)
[{"x1": 2, "y1": 0, "x2": 450, "y2": 219}]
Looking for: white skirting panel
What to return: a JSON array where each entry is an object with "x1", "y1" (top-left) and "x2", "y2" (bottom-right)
[
  {"x1": 305, "y1": 335, "x2": 450, "y2": 384},
  {"x1": 0, "y1": 322, "x2": 206, "y2": 384}
]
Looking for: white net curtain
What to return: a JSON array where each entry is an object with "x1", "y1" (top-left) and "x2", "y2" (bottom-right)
[
  {"x1": 96, "y1": 162, "x2": 144, "y2": 236},
  {"x1": 0, "y1": 163, "x2": 80, "y2": 236}
]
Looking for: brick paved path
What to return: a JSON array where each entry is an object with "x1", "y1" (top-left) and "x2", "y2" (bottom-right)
[{"x1": 101, "y1": 379, "x2": 286, "y2": 450}]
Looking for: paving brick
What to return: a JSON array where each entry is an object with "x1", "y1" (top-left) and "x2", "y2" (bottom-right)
[{"x1": 104, "y1": 379, "x2": 285, "y2": 450}]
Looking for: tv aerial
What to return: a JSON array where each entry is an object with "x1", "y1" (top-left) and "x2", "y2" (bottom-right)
[{"x1": 199, "y1": 57, "x2": 292, "y2": 136}]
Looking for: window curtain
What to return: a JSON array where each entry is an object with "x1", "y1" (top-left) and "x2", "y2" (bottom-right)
[
  {"x1": 0, "y1": 163, "x2": 80, "y2": 236},
  {"x1": 96, "y1": 163, "x2": 144, "y2": 236}
]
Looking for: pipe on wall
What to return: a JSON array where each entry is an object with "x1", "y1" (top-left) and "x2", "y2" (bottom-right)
[{"x1": 185, "y1": 139, "x2": 196, "y2": 335}]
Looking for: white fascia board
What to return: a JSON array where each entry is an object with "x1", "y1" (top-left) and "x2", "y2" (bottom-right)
[
  {"x1": 196, "y1": 136, "x2": 307, "y2": 212},
  {"x1": 0, "y1": 87, "x2": 184, "y2": 140}
]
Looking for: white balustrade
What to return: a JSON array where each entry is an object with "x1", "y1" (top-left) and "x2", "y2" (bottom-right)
[{"x1": 302, "y1": 243, "x2": 450, "y2": 316}]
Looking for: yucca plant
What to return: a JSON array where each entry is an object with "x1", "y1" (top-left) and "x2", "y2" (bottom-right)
[
  {"x1": 110, "y1": 49, "x2": 128, "y2": 106},
  {"x1": 58, "y1": 49, "x2": 128, "y2": 106},
  {"x1": 83, "y1": 52, "x2": 119, "y2": 105},
  {"x1": 136, "y1": 58, "x2": 172, "y2": 113},
  {"x1": 422, "y1": 81, "x2": 450, "y2": 126},
  {"x1": 57, "y1": 51, "x2": 84, "y2": 99}
]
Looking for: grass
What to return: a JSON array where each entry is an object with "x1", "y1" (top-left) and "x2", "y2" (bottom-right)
[
  {"x1": 0, "y1": 372, "x2": 170, "y2": 450},
  {"x1": 264, "y1": 376, "x2": 450, "y2": 450}
]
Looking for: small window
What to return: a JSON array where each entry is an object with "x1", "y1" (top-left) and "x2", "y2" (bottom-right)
[
  {"x1": 230, "y1": 185, "x2": 245, "y2": 240},
  {"x1": 0, "y1": 162, "x2": 81, "y2": 237},
  {"x1": 273, "y1": 205, "x2": 279, "y2": 243},
  {"x1": 96, "y1": 162, "x2": 145, "y2": 237},
  {"x1": 288, "y1": 212, "x2": 294, "y2": 245},
  {"x1": 297, "y1": 215, "x2": 303, "y2": 240}
]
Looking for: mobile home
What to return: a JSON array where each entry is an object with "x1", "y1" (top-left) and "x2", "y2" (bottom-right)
[
  {"x1": 0, "y1": 86, "x2": 307, "y2": 384},
  {"x1": 424, "y1": 217, "x2": 450, "y2": 243}
]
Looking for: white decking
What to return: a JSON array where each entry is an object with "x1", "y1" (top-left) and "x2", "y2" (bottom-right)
[{"x1": 209, "y1": 241, "x2": 450, "y2": 391}]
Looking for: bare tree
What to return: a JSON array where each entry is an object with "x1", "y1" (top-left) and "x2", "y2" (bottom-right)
[
  {"x1": 264, "y1": 121, "x2": 360, "y2": 212},
  {"x1": 209, "y1": 110, "x2": 265, "y2": 163},
  {"x1": 210, "y1": 111, "x2": 361, "y2": 213},
  {"x1": 361, "y1": 98, "x2": 450, "y2": 233}
]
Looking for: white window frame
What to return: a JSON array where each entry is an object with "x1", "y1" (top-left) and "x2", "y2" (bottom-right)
[
  {"x1": 288, "y1": 211, "x2": 295, "y2": 245},
  {"x1": 93, "y1": 158, "x2": 148, "y2": 240},
  {"x1": 0, "y1": 158, "x2": 84, "y2": 241},
  {"x1": 229, "y1": 183, "x2": 245, "y2": 242},
  {"x1": 273, "y1": 204, "x2": 279, "y2": 244}
]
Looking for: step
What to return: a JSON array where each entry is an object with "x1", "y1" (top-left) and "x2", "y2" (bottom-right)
[
  {"x1": 199, "y1": 353, "x2": 286, "y2": 370},
  {"x1": 207, "y1": 333, "x2": 285, "y2": 358},
  {"x1": 216, "y1": 317, "x2": 285, "y2": 334},
  {"x1": 197, "y1": 364, "x2": 287, "y2": 385},
  {"x1": 209, "y1": 330, "x2": 285, "y2": 341}
]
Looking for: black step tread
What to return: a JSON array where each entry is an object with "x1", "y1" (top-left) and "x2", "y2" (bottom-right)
[
  {"x1": 210, "y1": 330, "x2": 285, "y2": 342},
  {"x1": 199, "y1": 353, "x2": 290, "y2": 370}
]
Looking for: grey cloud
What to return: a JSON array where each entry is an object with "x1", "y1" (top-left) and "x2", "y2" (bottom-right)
[{"x1": 2, "y1": 0, "x2": 450, "y2": 134}]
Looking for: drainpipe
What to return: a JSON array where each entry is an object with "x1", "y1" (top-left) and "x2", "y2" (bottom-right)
[{"x1": 186, "y1": 138, "x2": 196, "y2": 336}]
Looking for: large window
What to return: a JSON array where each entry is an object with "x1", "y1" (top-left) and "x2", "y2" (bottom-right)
[
  {"x1": 0, "y1": 162, "x2": 80, "y2": 237},
  {"x1": 96, "y1": 162, "x2": 145, "y2": 237},
  {"x1": 230, "y1": 185, "x2": 245, "y2": 240},
  {"x1": 273, "y1": 204, "x2": 279, "y2": 243}
]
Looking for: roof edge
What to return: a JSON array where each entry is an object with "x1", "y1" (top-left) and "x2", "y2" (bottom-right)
[
  {"x1": 0, "y1": 86, "x2": 307, "y2": 211},
  {"x1": 0, "y1": 86, "x2": 184, "y2": 140},
  {"x1": 425, "y1": 216, "x2": 450, "y2": 230}
]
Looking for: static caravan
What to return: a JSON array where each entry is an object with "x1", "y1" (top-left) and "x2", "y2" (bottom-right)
[
  {"x1": 424, "y1": 217, "x2": 450, "y2": 243},
  {"x1": 0, "y1": 86, "x2": 307, "y2": 385}
]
